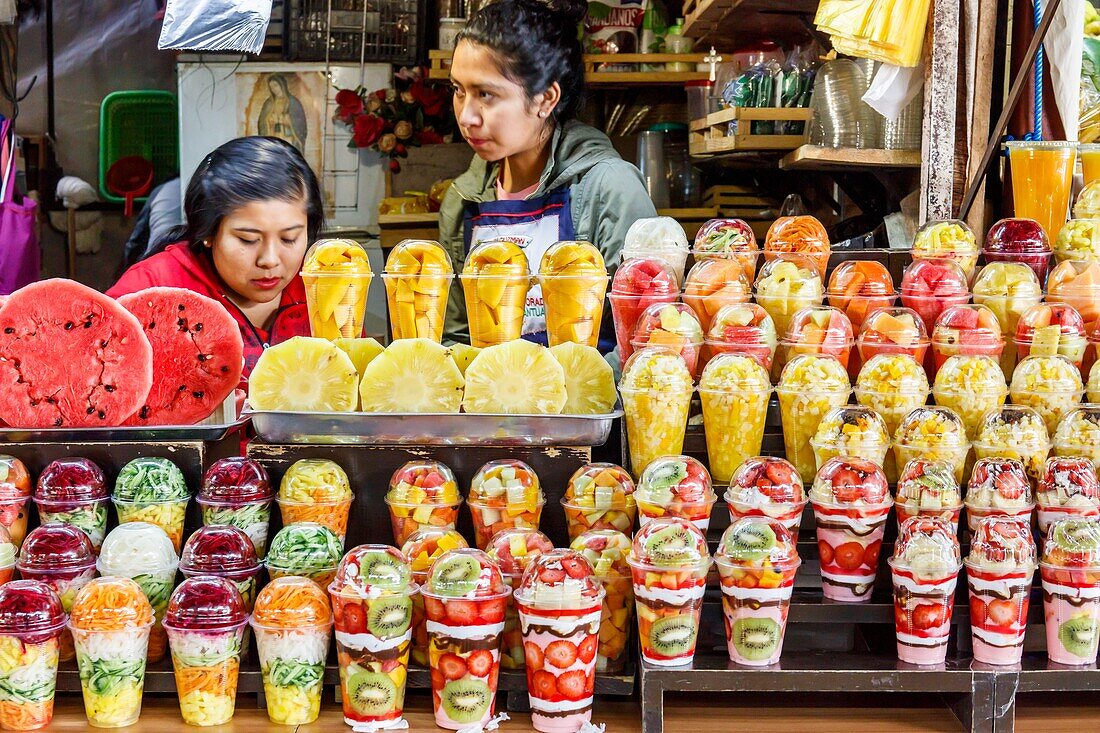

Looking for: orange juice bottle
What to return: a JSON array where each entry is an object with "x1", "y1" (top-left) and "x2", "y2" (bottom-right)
[
  {"x1": 1007, "y1": 141, "x2": 1077, "y2": 242},
  {"x1": 1081, "y1": 144, "x2": 1100, "y2": 185}
]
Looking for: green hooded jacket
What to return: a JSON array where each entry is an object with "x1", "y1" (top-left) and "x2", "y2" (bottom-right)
[{"x1": 439, "y1": 120, "x2": 657, "y2": 343}]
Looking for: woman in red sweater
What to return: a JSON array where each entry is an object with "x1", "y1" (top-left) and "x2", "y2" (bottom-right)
[{"x1": 109, "y1": 136, "x2": 323, "y2": 377}]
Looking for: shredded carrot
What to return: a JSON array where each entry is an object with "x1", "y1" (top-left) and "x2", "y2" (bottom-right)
[
  {"x1": 175, "y1": 660, "x2": 240, "y2": 697},
  {"x1": 765, "y1": 216, "x2": 831, "y2": 273},
  {"x1": 281, "y1": 501, "x2": 350, "y2": 537},
  {"x1": 70, "y1": 578, "x2": 154, "y2": 630},
  {"x1": 0, "y1": 699, "x2": 53, "y2": 730},
  {"x1": 252, "y1": 577, "x2": 332, "y2": 627}
]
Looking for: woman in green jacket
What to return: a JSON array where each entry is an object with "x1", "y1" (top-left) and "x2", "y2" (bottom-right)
[{"x1": 439, "y1": 0, "x2": 657, "y2": 347}]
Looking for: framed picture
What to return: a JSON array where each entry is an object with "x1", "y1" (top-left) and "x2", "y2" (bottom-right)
[{"x1": 237, "y1": 71, "x2": 326, "y2": 183}]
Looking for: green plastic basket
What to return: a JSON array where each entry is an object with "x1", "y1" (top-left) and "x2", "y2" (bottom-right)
[{"x1": 98, "y1": 90, "x2": 179, "y2": 204}]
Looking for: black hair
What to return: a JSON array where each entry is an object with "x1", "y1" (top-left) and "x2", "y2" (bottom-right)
[{"x1": 457, "y1": 0, "x2": 587, "y2": 126}]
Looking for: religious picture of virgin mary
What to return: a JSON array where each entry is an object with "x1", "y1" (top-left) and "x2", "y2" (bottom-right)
[
  {"x1": 259, "y1": 74, "x2": 307, "y2": 148},
  {"x1": 238, "y1": 71, "x2": 325, "y2": 181}
]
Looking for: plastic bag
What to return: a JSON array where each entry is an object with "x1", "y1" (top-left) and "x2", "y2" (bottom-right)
[
  {"x1": 158, "y1": 0, "x2": 274, "y2": 55},
  {"x1": 815, "y1": 0, "x2": 931, "y2": 67},
  {"x1": 862, "y1": 63, "x2": 924, "y2": 122}
]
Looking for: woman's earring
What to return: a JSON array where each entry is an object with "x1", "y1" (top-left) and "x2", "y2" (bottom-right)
[{"x1": 539, "y1": 111, "x2": 548, "y2": 118}]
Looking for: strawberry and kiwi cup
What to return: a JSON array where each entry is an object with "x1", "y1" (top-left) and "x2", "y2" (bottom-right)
[
  {"x1": 561, "y1": 463, "x2": 636, "y2": 541},
  {"x1": 912, "y1": 219, "x2": 980, "y2": 281},
  {"x1": 400, "y1": 528, "x2": 469, "y2": 668},
  {"x1": 972, "y1": 404, "x2": 1050, "y2": 486},
  {"x1": 635, "y1": 455, "x2": 717, "y2": 533},
  {"x1": 778, "y1": 305, "x2": 854, "y2": 375},
  {"x1": 895, "y1": 459, "x2": 963, "y2": 533},
  {"x1": 630, "y1": 302, "x2": 705, "y2": 379},
  {"x1": 618, "y1": 348, "x2": 695, "y2": 480},
  {"x1": 1037, "y1": 457, "x2": 1100, "y2": 538},
  {"x1": 964, "y1": 458, "x2": 1035, "y2": 532},
  {"x1": 485, "y1": 528, "x2": 554, "y2": 670},
  {"x1": 0, "y1": 456, "x2": 32, "y2": 549},
  {"x1": 810, "y1": 405, "x2": 891, "y2": 473},
  {"x1": 570, "y1": 530, "x2": 634, "y2": 674},
  {"x1": 1015, "y1": 303, "x2": 1089, "y2": 373},
  {"x1": 899, "y1": 257, "x2": 970, "y2": 336},
  {"x1": 468, "y1": 459, "x2": 545, "y2": 550},
  {"x1": 726, "y1": 457, "x2": 807, "y2": 541},
  {"x1": 810, "y1": 457, "x2": 893, "y2": 603},
  {"x1": 264, "y1": 522, "x2": 343, "y2": 588},
  {"x1": 197, "y1": 457, "x2": 273, "y2": 560},
  {"x1": 179, "y1": 525, "x2": 262, "y2": 656},
  {"x1": 697, "y1": 354, "x2": 772, "y2": 484},
  {"x1": 33, "y1": 458, "x2": 109, "y2": 552},
  {"x1": 385, "y1": 459, "x2": 462, "y2": 547},
  {"x1": 983, "y1": 217, "x2": 1053, "y2": 283},
  {"x1": 278, "y1": 458, "x2": 354, "y2": 545},
  {"x1": 827, "y1": 259, "x2": 897, "y2": 331},
  {"x1": 965, "y1": 517, "x2": 1038, "y2": 665},
  {"x1": 1039, "y1": 518, "x2": 1100, "y2": 665},
  {"x1": 17, "y1": 524, "x2": 96, "y2": 664},
  {"x1": 0, "y1": 580, "x2": 66, "y2": 730},
  {"x1": 775, "y1": 354, "x2": 851, "y2": 483},
  {"x1": 607, "y1": 257, "x2": 679, "y2": 361},
  {"x1": 892, "y1": 406, "x2": 971, "y2": 484},
  {"x1": 930, "y1": 304, "x2": 1004, "y2": 376},
  {"x1": 112, "y1": 456, "x2": 190, "y2": 553},
  {"x1": 682, "y1": 258, "x2": 753, "y2": 333},
  {"x1": 692, "y1": 217, "x2": 759, "y2": 273},
  {"x1": 888, "y1": 516, "x2": 962, "y2": 666},
  {"x1": 703, "y1": 303, "x2": 778, "y2": 372}
]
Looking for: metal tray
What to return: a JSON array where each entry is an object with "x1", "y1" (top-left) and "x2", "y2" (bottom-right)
[
  {"x1": 0, "y1": 417, "x2": 250, "y2": 444},
  {"x1": 246, "y1": 408, "x2": 622, "y2": 446}
]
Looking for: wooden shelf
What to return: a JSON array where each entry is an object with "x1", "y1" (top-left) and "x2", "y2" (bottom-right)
[
  {"x1": 429, "y1": 50, "x2": 708, "y2": 86},
  {"x1": 779, "y1": 145, "x2": 923, "y2": 171},
  {"x1": 682, "y1": 0, "x2": 820, "y2": 46}
]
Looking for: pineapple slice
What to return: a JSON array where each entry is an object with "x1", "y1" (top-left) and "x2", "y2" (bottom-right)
[
  {"x1": 359, "y1": 338, "x2": 464, "y2": 413},
  {"x1": 462, "y1": 340, "x2": 568, "y2": 414},
  {"x1": 549, "y1": 342, "x2": 617, "y2": 415},
  {"x1": 450, "y1": 343, "x2": 482, "y2": 375},
  {"x1": 249, "y1": 337, "x2": 359, "y2": 412},
  {"x1": 334, "y1": 337, "x2": 385, "y2": 378}
]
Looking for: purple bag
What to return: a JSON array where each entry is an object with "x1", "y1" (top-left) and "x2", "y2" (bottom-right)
[{"x1": 0, "y1": 120, "x2": 39, "y2": 295}]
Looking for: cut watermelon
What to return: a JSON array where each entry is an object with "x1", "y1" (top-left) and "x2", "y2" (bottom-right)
[
  {"x1": 118, "y1": 288, "x2": 244, "y2": 426},
  {"x1": 0, "y1": 279, "x2": 153, "y2": 428}
]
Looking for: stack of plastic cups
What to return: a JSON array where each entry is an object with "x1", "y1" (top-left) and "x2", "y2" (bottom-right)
[
  {"x1": 197, "y1": 457, "x2": 274, "y2": 559},
  {"x1": 33, "y1": 458, "x2": 109, "y2": 553},
  {"x1": 570, "y1": 530, "x2": 635, "y2": 674},
  {"x1": 965, "y1": 517, "x2": 1037, "y2": 665},
  {"x1": 725, "y1": 457, "x2": 809, "y2": 541},
  {"x1": 0, "y1": 580, "x2": 66, "y2": 730},
  {"x1": 1040, "y1": 518, "x2": 1100, "y2": 665},
  {"x1": 889, "y1": 517, "x2": 962, "y2": 665}
]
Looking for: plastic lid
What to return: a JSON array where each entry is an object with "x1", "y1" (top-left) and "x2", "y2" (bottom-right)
[
  {"x1": 976, "y1": 405, "x2": 1049, "y2": 445},
  {"x1": 705, "y1": 304, "x2": 777, "y2": 346},
  {"x1": 763, "y1": 216, "x2": 830, "y2": 272},
  {"x1": 1054, "y1": 406, "x2": 1100, "y2": 444},
  {"x1": 776, "y1": 353, "x2": 850, "y2": 391},
  {"x1": 896, "y1": 406, "x2": 968, "y2": 446},
  {"x1": 17, "y1": 523, "x2": 96, "y2": 572},
  {"x1": 1047, "y1": 260, "x2": 1100, "y2": 298},
  {"x1": 855, "y1": 353, "x2": 929, "y2": 394},
  {"x1": 636, "y1": 455, "x2": 713, "y2": 506},
  {"x1": 569, "y1": 529, "x2": 632, "y2": 577},
  {"x1": 265, "y1": 523, "x2": 343, "y2": 572},
  {"x1": 1011, "y1": 355, "x2": 1083, "y2": 392},
  {"x1": 984, "y1": 218, "x2": 1051, "y2": 254},
  {"x1": 857, "y1": 307, "x2": 929, "y2": 350},
  {"x1": 811, "y1": 406, "x2": 890, "y2": 447},
  {"x1": 0, "y1": 580, "x2": 65, "y2": 637},
  {"x1": 486, "y1": 528, "x2": 555, "y2": 577},
  {"x1": 1042, "y1": 517, "x2": 1100, "y2": 568},
  {"x1": 515, "y1": 550, "x2": 603, "y2": 609},
  {"x1": 463, "y1": 239, "x2": 529, "y2": 276},
  {"x1": 966, "y1": 458, "x2": 1033, "y2": 507},
  {"x1": 692, "y1": 219, "x2": 757, "y2": 257},
  {"x1": 622, "y1": 217, "x2": 689, "y2": 255},
  {"x1": 698, "y1": 353, "x2": 771, "y2": 391},
  {"x1": 932, "y1": 355, "x2": 1007, "y2": 396},
  {"x1": 781, "y1": 305, "x2": 854, "y2": 348},
  {"x1": 631, "y1": 302, "x2": 704, "y2": 346},
  {"x1": 610, "y1": 257, "x2": 679, "y2": 296},
  {"x1": 199, "y1": 457, "x2": 272, "y2": 504},
  {"x1": 179, "y1": 525, "x2": 260, "y2": 575},
  {"x1": 971, "y1": 262, "x2": 1042, "y2": 301},
  {"x1": 330, "y1": 544, "x2": 413, "y2": 597},
  {"x1": 1039, "y1": 457, "x2": 1100, "y2": 506},
  {"x1": 425, "y1": 548, "x2": 507, "y2": 598},
  {"x1": 968, "y1": 516, "x2": 1037, "y2": 568},
  {"x1": 539, "y1": 241, "x2": 606, "y2": 277},
  {"x1": 683, "y1": 258, "x2": 753, "y2": 304},
  {"x1": 931, "y1": 304, "x2": 1003, "y2": 347},
  {"x1": 628, "y1": 517, "x2": 709, "y2": 569},
  {"x1": 0, "y1": 526, "x2": 14, "y2": 567},
  {"x1": 70, "y1": 577, "x2": 154, "y2": 630},
  {"x1": 809, "y1": 457, "x2": 890, "y2": 507},
  {"x1": 469, "y1": 459, "x2": 543, "y2": 506},
  {"x1": 891, "y1": 516, "x2": 961, "y2": 576},
  {"x1": 727, "y1": 457, "x2": 804, "y2": 505},
  {"x1": 386, "y1": 460, "x2": 460, "y2": 505},
  {"x1": 302, "y1": 238, "x2": 372, "y2": 276},
  {"x1": 913, "y1": 219, "x2": 979, "y2": 256},
  {"x1": 563, "y1": 463, "x2": 635, "y2": 508},
  {"x1": 165, "y1": 577, "x2": 246, "y2": 630},
  {"x1": 34, "y1": 458, "x2": 108, "y2": 503},
  {"x1": 1075, "y1": 180, "x2": 1100, "y2": 218},
  {"x1": 252, "y1": 576, "x2": 333, "y2": 628},
  {"x1": 827, "y1": 259, "x2": 896, "y2": 298},
  {"x1": 0, "y1": 456, "x2": 30, "y2": 501},
  {"x1": 754, "y1": 253, "x2": 825, "y2": 297},
  {"x1": 895, "y1": 459, "x2": 961, "y2": 507},
  {"x1": 279, "y1": 458, "x2": 352, "y2": 503},
  {"x1": 114, "y1": 457, "x2": 189, "y2": 502},
  {"x1": 899, "y1": 257, "x2": 970, "y2": 297},
  {"x1": 97, "y1": 522, "x2": 178, "y2": 576},
  {"x1": 384, "y1": 239, "x2": 453, "y2": 276},
  {"x1": 1016, "y1": 303, "x2": 1087, "y2": 345},
  {"x1": 619, "y1": 346, "x2": 693, "y2": 391},
  {"x1": 401, "y1": 528, "x2": 469, "y2": 576},
  {"x1": 1055, "y1": 218, "x2": 1100, "y2": 257},
  {"x1": 716, "y1": 517, "x2": 798, "y2": 568}
]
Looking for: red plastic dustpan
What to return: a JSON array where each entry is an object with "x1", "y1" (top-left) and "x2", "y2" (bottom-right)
[{"x1": 105, "y1": 156, "x2": 154, "y2": 216}]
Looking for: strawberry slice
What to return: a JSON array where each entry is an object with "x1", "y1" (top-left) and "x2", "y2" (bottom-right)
[
  {"x1": 466, "y1": 649, "x2": 494, "y2": 678},
  {"x1": 544, "y1": 640, "x2": 579, "y2": 669},
  {"x1": 439, "y1": 653, "x2": 468, "y2": 681},
  {"x1": 560, "y1": 556, "x2": 589, "y2": 580},
  {"x1": 556, "y1": 670, "x2": 588, "y2": 702},
  {"x1": 986, "y1": 598, "x2": 1018, "y2": 628},
  {"x1": 531, "y1": 669, "x2": 558, "y2": 700},
  {"x1": 912, "y1": 603, "x2": 946, "y2": 630}
]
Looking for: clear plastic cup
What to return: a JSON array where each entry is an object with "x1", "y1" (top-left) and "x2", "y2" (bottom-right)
[
  {"x1": 683, "y1": 258, "x2": 753, "y2": 333},
  {"x1": 1053, "y1": 405, "x2": 1100, "y2": 469},
  {"x1": 461, "y1": 239, "x2": 530, "y2": 347},
  {"x1": 754, "y1": 253, "x2": 825, "y2": 339},
  {"x1": 965, "y1": 458, "x2": 1035, "y2": 532},
  {"x1": 1011, "y1": 355, "x2": 1085, "y2": 434},
  {"x1": 539, "y1": 241, "x2": 608, "y2": 348},
  {"x1": 1075, "y1": 179, "x2": 1100, "y2": 219},
  {"x1": 635, "y1": 456, "x2": 716, "y2": 533},
  {"x1": 763, "y1": 215, "x2": 831, "y2": 278},
  {"x1": 468, "y1": 459, "x2": 545, "y2": 550},
  {"x1": 697, "y1": 354, "x2": 771, "y2": 483},
  {"x1": 0, "y1": 580, "x2": 66, "y2": 730},
  {"x1": 608, "y1": 258, "x2": 679, "y2": 361},
  {"x1": 278, "y1": 458, "x2": 354, "y2": 544},
  {"x1": 383, "y1": 238, "x2": 454, "y2": 342},
  {"x1": 703, "y1": 303, "x2": 778, "y2": 372},
  {"x1": 486, "y1": 529, "x2": 554, "y2": 671},
  {"x1": 827, "y1": 259, "x2": 896, "y2": 331},
  {"x1": 889, "y1": 516, "x2": 962, "y2": 665},
  {"x1": 777, "y1": 305, "x2": 855, "y2": 378},
  {"x1": 930, "y1": 304, "x2": 1004, "y2": 376},
  {"x1": 1082, "y1": 143, "x2": 1100, "y2": 185},
  {"x1": 33, "y1": 458, "x2": 109, "y2": 552},
  {"x1": 264, "y1": 522, "x2": 342, "y2": 588},
  {"x1": 301, "y1": 238, "x2": 374, "y2": 340},
  {"x1": 1007, "y1": 141, "x2": 1077, "y2": 242},
  {"x1": 931, "y1": 355, "x2": 1007, "y2": 442},
  {"x1": 899, "y1": 258, "x2": 971, "y2": 334},
  {"x1": 1045, "y1": 261, "x2": 1100, "y2": 337},
  {"x1": 776, "y1": 354, "x2": 851, "y2": 481},
  {"x1": 1054, "y1": 218, "x2": 1100, "y2": 264},
  {"x1": 810, "y1": 405, "x2": 890, "y2": 472},
  {"x1": 971, "y1": 262, "x2": 1043, "y2": 375},
  {"x1": 855, "y1": 307, "x2": 930, "y2": 366},
  {"x1": 1037, "y1": 457, "x2": 1100, "y2": 537},
  {"x1": 893, "y1": 406, "x2": 971, "y2": 484},
  {"x1": 561, "y1": 464, "x2": 636, "y2": 540},
  {"x1": 630, "y1": 302, "x2": 705, "y2": 379},
  {"x1": 619, "y1": 348, "x2": 695, "y2": 479},
  {"x1": 913, "y1": 219, "x2": 980, "y2": 281},
  {"x1": 972, "y1": 405, "x2": 1051, "y2": 485},
  {"x1": 113, "y1": 457, "x2": 190, "y2": 552},
  {"x1": 385, "y1": 459, "x2": 462, "y2": 546},
  {"x1": 855, "y1": 354, "x2": 931, "y2": 483},
  {"x1": 17, "y1": 523, "x2": 96, "y2": 664},
  {"x1": 983, "y1": 217, "x2": 1053, "y2": 283},
  {"x1": 179, "y1": 525, "x2": 262, "y2": 655},
  {"x1": 622, "y1": 216, "x2": 690, "y2": 285},
  {"x1": 692, "y1": 218, "x2": 759, "y2": 273},
  {"x1": 895, "y1": 459, "x2": 963, "y2": 533},
  {"x1": 197, "y1": 457, "x2": 273, "y2": 559},
  {"x1": 0, "y1": 527, "x2": 14, "y2": 587},
  {"x1": 1015, "y1": 303, "x2": 1089, "y2": 376},
  {"x1": 1039, "y1": 518, "x2": 1100, "y2": 664},
  {"x1": 400, "y1": 528, "x2": 469, "y2": 669},
  {"x1": 725, "y1": 457, "x2": 808, "y2": 541},
  {"x1": 0, "y1": 456, "x2": 33, "y2": 549},
  {"x1": 965, "y1": 517, "x2": 1037, "y2": 665},
  {"x1": 570, "y1": 530, "x2": 634, "y2": 674}
]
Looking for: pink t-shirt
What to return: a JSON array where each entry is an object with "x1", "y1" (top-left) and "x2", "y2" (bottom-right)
[{"x1": 496, "y1": 178, "x2": 540, "y2": 201}]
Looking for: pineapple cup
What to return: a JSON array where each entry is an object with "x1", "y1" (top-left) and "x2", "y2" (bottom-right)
[
  {"x1": 931, "y1": 355, "x2": 1008, "y2": 441},
  {"x1": 776, "y1": 354, "x2": 851, "y2": 482},
  {"x1": 462, "y1": 239, "x2": 531, "y2": 348},
  {"x1": 1052, "y1": 406, "x2": 1100, "y2": 469},
  {"x1": 1010, "y1": 355, "x2": 1085, "y2": 434},
  {"x1": 854, "y1": 353, "x2": 931, "y2": 483},
  {"x1": 893, "y1": 407, "x2": 971, "y2": 484},
  {"x1": 810, "y1": 406, "x2": 891, "y2": 472},
  {"x1": 619, "y1": 387, "x2": 693, "y2": 480},
  {"x1": 539, "y1": 241, "x2": 609, "y2": 348},
  {"x1": 302, "y1": 239, "x2": 374, "y2": 341},
  {"x1": 382, "y1": 239, "x2": 453, "y2": 342},
  {"x1": 697, "y1": 354, "x2": 772, "y2": 484}
]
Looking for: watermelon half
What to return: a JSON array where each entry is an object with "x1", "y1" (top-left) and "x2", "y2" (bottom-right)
[
  {"x1": 118, "y1": 287, "x2": 244, "y2": 426},
  {"x1": 0, "y1": 279, "x2": 153, "y2": 428}
]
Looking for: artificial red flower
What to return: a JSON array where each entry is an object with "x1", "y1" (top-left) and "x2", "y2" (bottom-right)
[
  {"x1": 375, "y1": 89, "x2": 388, "y2": 100},
  {"x1": 335, "y1": 88, "x2": 364, "y2": 123},
  {"x1": 417, "y1": 129, "x2": 444, "y2": 145},
  {"x1": 390, "y1": 159, "x2": 401, "y2": 173},
  {"x1": 353, "y1": 114, "x2": 386, "y2": 148},
  {"x1": 410, "y1": 79, "x2": 447, "y2": 118}
]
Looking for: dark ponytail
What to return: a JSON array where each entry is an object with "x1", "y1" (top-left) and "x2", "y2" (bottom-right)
[{"x1": 457, "y1": 0, "x2": 586, "y2": 125}]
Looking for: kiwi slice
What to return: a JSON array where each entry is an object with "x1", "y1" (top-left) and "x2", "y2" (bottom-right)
[
  {"x1": 440, "y1": 678, "x2": 491, "y2": 724},
  {"x1": 1052, "y1": 521, "x2": 1100, "y2": 554},
  {"x1": 1058, "y1": 614, "x2": 1099, "y2": 658},
  {"x1": 646, "y1": 460, "x2": 688, "y2": 496},
  {"x1": 431, "y1": 554, "x2": 481, "y2": 596},
  {"x1": 359, "y1": 551, "x2": 410, "y2": 592},
  {"x1": 644, "y1": 523, "x2": 696, "y2": 567},
  {"x1": 367, "y1": 595, "x2": 413, "y2": 640},
  {"x1": 724, "y1": 523, "x2": 777, "y2": 563},
  {"x1": 648, "y1": 614, "x2": 698, "y2": 657},
  {"x1": 731, "y1": 617, "x2": 781, "y2": 662},
  {"x1": 345, "y1": 668, "x2": 398, "y2": 717}
]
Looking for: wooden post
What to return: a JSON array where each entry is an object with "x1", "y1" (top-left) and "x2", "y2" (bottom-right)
[
  {"x1": 921, "y1": 0, "x2": 961, "y2": 220},
  {"x1": 963, "y1": 0, "x2": 1001, "y2": 233}
]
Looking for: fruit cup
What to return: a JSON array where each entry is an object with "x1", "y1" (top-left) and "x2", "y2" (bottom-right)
[
  {"x1": 930, "y1": 304, "x2": 1004, "y2": 376},
  {"x1": 827, "y1": 259, "x2": 896, "y2": 332},
  {"x1": 893, "y1": 406, "x2": 971, "y2": 484},
  {"x1": 635, "y1": 455, "x2": 716, "y2": 532},
  {"x1": 763, "y1": 215, "x2": 830, "y2": 278},
  {"x1": 561, "y1": 463, "x2": 637, "y2": 540},
  {"x1": 163, "y1": 577, "x2": 247, "y2": 727},
  {"x1": 965, "y1": 458, "x2": 1034, "y2": 532},
  {"x1": 810, "y1": 457, "x2": 892, "y2": 603},
  {"x1": 714, "y1": 517, "x2": 800, "y2": 666},
  {"x1": 112, "y1": 456, "x2": 190, "y2": 553},
  {"x1": 777, "y1": 305, "x2": 855, "y2": 379},
  {"x1": 461, "y1": 239, "x2": 530, "y2": 348},
  {"x1": 1045, "y1": 260, "x2": 1100, "y2": 337},
  {"x1": 1010, "y1": 355, "x2": 1085, "y2": 435},
  {"x1": 971, "y1": 262, "x2": 1043, "y2": 375},
  {"x1": 486, "y1": 528, "x2": 555, "y2": 671},
  {"x1": 1088, "y1": 322, "x2": 1100, "y2": 381},
  {"x1": 383, "y1": 238, "x2": 454, "y2": 342},
  {"x1": 301, "y1": 238, "x2": 373, "y2": 340},
  {"x1": 197, "y1": 457, "x2": 274, "y2": 560},
  {"x1": 1037, "y1": 457, "x2": 1100, "y2": 538},
  {"x1": 570, "y1": 530, "x2": 634, "y2": 674},
  {"x1": 33, "y1": 458, "x2": 108, "y2": 553},
  {"x1": 385, "y1": 460, "x2": 462, "y2": 547},
  {"x1": 682, "y1": 258, "x2": 753, "y2": 333},
  {"x1": 854, "y1": 354, "x2": 931, "y2": 483},
  {"x1": 1053, "y1": 406, "x2": 1100, "y2": 469},
  {"x1": 401, "y1": 528, "x2": 469, "y2": 668},
  {"x1": 895, "y1": 459, "x2": 963, "y2": 533},
  {"x1": 515, "y1": 550, "x2": 605, "y2": 732},
  {"x1": 421, "y1": 549, "x2": 510, "y2": 730},
  {"x1": 972, "y1": 405, "x2": 1050, "y2": 486},
  {"x1": 1054, "y1": 218, "x2": 1100, "y2": 264},
  {"x1": 754, "y1": 253, "x2": 825, "y2": 340},
  {"x1": 855, "y1": 307, "x2": 930, "y2": 368},
  {"x1": 1091, "y1": 356, "x2": 1100, "y2": 402},
  {"x1": 691, "y1": 218, "x2": 759, "y2": 273},
  {"x1": 619, "y1": 348, "x2": 694, "y2": 479},
  {"x1": 622, "y1": 216, "x2": 690, "y2": 285},
  {"x1": 899, "y1": 258, "x2": 971, "y2": 335},
  {"x1": 965, "y1": 517, "x2": 1037, "y2": 665},
  {"x1": 1040, "y1": 518, "x2": 1100, "y2": 664},
  {"x1": 775, "y1": 354, "x2": 851, "y2": 481},
  {"x1": 1008, "y1": 141, "x2": 1077, "y2": 242},
  {"x1": 726, "y1": 457, "x2": 808, "y2": 541},
  {"x1": 68, "y1": 578, "x2": 155, "y2": 728},
  {"x1": 0, "y1": 527, "x2": 14, "y2": 586},
  {"x1": 179, "y1": 525, "x2": 262, "y2": 655},
  {"x1": 913, "y1": 219, "x2": 980, "y2": 281},
  {"x1": 607, "y1": 258, "x2": 679, "y2": 361},
  {"x1": 931, "y1": 355, "x2": 1008, "y2": 442},
  {"x1": 703, "y1": 303, "x2": 778, "y2": 372},
  {"x1": 16, "y1": 523, "x2": 96, "y2": 664},
  {"x1": 278, "y1": 457, "x2": 354, "y2": 545},
  {"x1": 627, "y1": 518, "x2": 711, "y2": 666},
  {"x1": 0, "y1": 456, "x2": 31, "y2": 548},
  {"x1": 810, "y1": 405, "x2": 891, "y2": 472},
  {"x1": 264, "y1": 522, "x2": 343, "y2": 588},
  {"x1": 0, "y1": 580, "x2": 65, "y2": 730},
  {"x1": 468, "y1": 459, "x2": 545, "y2": 550},
  {"x1": 983, "y1": 217, "x2": 1053, "y2": 283},
  {"x1": 251, "y1": 577, "x2": 333, "y2": 725},
  {"x1": 697, "y1": 354, "x2": 772, "y2": 483},
  {"x1": 539, "y1": 241, "x2": 609, "y2": 348},
  {"x1": 97, "y1": 523, "x2": 179, "y2": 664},
  {"x1": 889, "y1": 516, "x2": 962, "y2": 665},
  {"x1": 630, "y1": 302, "x2": 705, "y2": 379},
  {"x1": 329, "y1": 545, "x2": 418, "y2": 730},
  {"x1": 1076, "y1": 180, "x2": 1100, "y2": 219},
  {"x1": 1015, "y1": 303, "x2": 1089, "y2": 376}
]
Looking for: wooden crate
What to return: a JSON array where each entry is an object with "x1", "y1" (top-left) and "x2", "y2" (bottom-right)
[{"x1": 689, "y1": 107, "x2": 813, "y2": 156}]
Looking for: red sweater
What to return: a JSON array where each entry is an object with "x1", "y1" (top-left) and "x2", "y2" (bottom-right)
[{"x1": 108, "y1": 243, "x2": 311, "y2": 378}]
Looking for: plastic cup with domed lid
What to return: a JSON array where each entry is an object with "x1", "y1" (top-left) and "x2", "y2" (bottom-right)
[
  {"x1": 18, "y1": 523, "x2": 96, "y2": 663},
  {"x1": 179, "y1": 525, "x2": 261, "y2": 655},
  {"x1": 1039, "y1": 517, "x2": 1100, "y2": 664},
  {"x1": 112, "y1": 456, "x2": 190, "y2": 553},
  {"x1": 561, "y1": 463, "x2": 636, "y2": 541},
  {"x1": 682, "y1": 257, "x2": 753, "y2": 334},
  {"x1": 634, "y1": 455, "x2": 716, "y2": 533},
  {"x1": 725, "y1": 457, "x2": 807, "y2": 541},
  {"x1": 894, "y1": 459, "x2": 962, "y2": 533},
  {"x1": 892, "y1": 406, "x2": 971, "y2": 484},
  {"x1": 386, "y1": 459, "x2": 463, "y2": 547},
  {"x1": 983, "y1": 217, "x2": 1052, "y2": 283},
  {"x1": 608, "y1": 257, "x2": 679, "y2": 361},
  {"x1": 753, "y1": 252, "x2": 825, "y2": 341},
  {"x1": 964, "y1": 457, "x2": 1035, "y2": 532},
  {"x1": 33, "y1": 458, "x2": 109, "y2": 552},
  {"x1": 889, "y1": 516, "x2": 961, "y2": 665},
  {"x1": 971, "y1": 404, "x2": 1050, "y2": 486},
  {"x1": 1036, "y1": 457, "x2": 1100, "y2": 537},
  {"x1": 810, "y1": 404, "x2": 890, "y2": 472},
  {"x1": 383, "y1": 238, "x2": 453, "y2": 342},
  {"x1": 965, "y1": 516, "x2": 1037, "y2": 665},
  {"x1": 618, "y1": 348, "x2": 695, "y2": 479},
  {"x1": 300, "y1": 238, "x2": 373, "y2": 340},
  {"x1": 487, "y1": 528, "x2": 554, "y2": 671},
  {"x1": 0, "y1": 580, "x2": 66, "y2": 730},
  {"x1": 570, "y1": 529, "x2": 634, "y2": 674},
  {"x1": 775, "y1": 354, "x2": 851, "y2": 481},
  {"x1": 538, "y1": 241, "x2": 609, "y2": 348},
  {"x1": 197, "y1": 457, "x2": 273, "y2": 559},
  {"x1": 400, "y1": 528, "x2": 468, "y2": 668},
  {"x1": 622, "y1": 216, "x2": 689, "y2": 285},
  {"x1": 929, "y1": 304, "x2": 1004, "y2": 378},
  {"x1": 278, "y1": 457, "x2": 354, "y2": 545}
]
